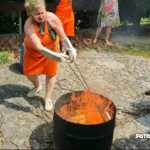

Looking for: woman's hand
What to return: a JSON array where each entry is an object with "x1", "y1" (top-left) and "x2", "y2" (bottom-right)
[
  {"x1": 66, "y1": 47, "x2": 77, "y2": 62},
  {"x1": 61, "y1": 37, "x2": 77, "y2": 62},
  {"x1": 56, "y1": 53, "x2": 70, "y2": 62}
]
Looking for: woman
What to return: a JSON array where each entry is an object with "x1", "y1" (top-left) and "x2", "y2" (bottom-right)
[
  {"x1": 24, "y1": 0, "x2": 77, "y2": 111},
  {"x1": 93, "y1": 0, "x2": 120, "y2": 46},
  {"x1": 54, "y1": 0, "x2": 75, "y2": 51}
]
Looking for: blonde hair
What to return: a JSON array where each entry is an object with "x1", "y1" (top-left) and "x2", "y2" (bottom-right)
[{"x1": 24, "y1": 0, "x2": 46, "y2": 16}]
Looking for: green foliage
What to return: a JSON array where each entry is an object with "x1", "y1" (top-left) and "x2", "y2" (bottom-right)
[
  {"x1": 140, "y1": 17, "x2": 150, "y2": 25},
  {"x1": 0, "y1": 51, "x2": 12, "y2": 64},
  {"x1": 120, "y1": 43, "x2": 150, "y2": 58},
  {"x1": 119, "y1": 0, "x2": 150, "y2": 25}
]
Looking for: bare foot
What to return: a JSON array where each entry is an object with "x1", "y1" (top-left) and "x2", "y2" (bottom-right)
[{"x1": 106, "y1": 41, "x2": 113, "y2": 46}]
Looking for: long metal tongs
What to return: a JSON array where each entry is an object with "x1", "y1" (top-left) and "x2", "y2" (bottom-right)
[
  {"x1": 54, "y1": 44, "x2": 110, "y2": 121},
  {"x1": 67, "y1": 62, "x2": 88, "y2": 91},
  {"x1": 67, "y1": 61, "x2": 110, "y2": 121}
]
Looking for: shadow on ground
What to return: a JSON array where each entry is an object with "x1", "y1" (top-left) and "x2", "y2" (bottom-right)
[
  {"x1": 131, "y1": 96, "x2": 150, "y2": 128},
  {"x1": 29, "y1": 122, "x2": 54, "y2": 150},
  {"x1": 0, "y1": 84, "x2": 45, "y2": 112},
  {"x1": 9, "y1": 62, "x2": 23, "y2": 75}
]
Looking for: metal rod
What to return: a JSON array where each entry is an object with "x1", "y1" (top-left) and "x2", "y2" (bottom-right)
[
  {"x1": 67, "y1": 62, "x2": 88, "y2": 90},
  {"x1": 54, "y1": 44, "x2": 106, "y2": 121},
  {"x1": 74, "y1": 62, "x2": 91, "y2": 91},
  {"x1": 71, "y1": 62, "x2": 106, "y2": 122}
]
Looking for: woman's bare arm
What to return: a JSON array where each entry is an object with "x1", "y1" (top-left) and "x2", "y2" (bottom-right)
[
  {"x1": 24, "y1": 17, "x2": 44, "y2": 51},
  {"x1": 47, "y1": 12, "x2": 67, "y2": 42},
  {"x1": 47, "y1": 12, "x2": 77, "y2": 61}
]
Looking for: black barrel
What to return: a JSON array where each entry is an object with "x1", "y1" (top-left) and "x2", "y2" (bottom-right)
[{"x1": 53, "y1": 91, "x2": 116, "y2": 150}]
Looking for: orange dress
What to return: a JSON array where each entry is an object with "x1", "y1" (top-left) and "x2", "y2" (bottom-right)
[
  {"x1": 55, "y1": 0, "x2": 74, "y2": 36},
  {"x1": 23, "y1": 20, "x2": 59, "y2": 76}
]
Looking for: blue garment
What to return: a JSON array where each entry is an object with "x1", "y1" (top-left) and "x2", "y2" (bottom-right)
[{"x1": 20, "y1": 43, "x2": 24, "y2": 74}]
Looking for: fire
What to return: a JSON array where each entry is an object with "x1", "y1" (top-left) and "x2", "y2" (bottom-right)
[{"x1": 56, "y1": 91, "x2": 115, "y2": 125}]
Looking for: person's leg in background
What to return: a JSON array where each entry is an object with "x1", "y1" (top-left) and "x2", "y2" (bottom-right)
[
  {"x1": 93, "y1": 13, "x2": 103, "y2": 44},
  {"x1": 105, "y1": 26, "x2": 113, "y2": 46},
  {"x1": 93, "y1": 27, "x2": 102, "y2": 44}
]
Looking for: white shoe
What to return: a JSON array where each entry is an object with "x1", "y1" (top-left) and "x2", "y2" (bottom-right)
[
  {"x1": 27, "y1": 84, "x2": 42, "y2": 97},
  {"x1": 45, "y1": 99, "x2": 54, "y2": 111}
]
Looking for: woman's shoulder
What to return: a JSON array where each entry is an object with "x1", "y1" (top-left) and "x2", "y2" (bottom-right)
[
  {"x1": 46, "y1": 12, "x2": 60, "y2": 29},
  {"x1": 25, "y1": 16, "x2": 34, "y2": 26},
  {"x1": 46, "y1": 12, "x2": 59, "y2": 23},
  {"x1": 24, "y1": 16, "x2": 34, "y2": 33},
  {"x1": 47, "y1": 12, "x2": 59, "y2": 20},
  {"x1": 46, "y1": 12, "x2": 56, "y2": 18}
]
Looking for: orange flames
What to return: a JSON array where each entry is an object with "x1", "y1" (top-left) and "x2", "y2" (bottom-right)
[{"x1": 56, "y1": 91, "x2": 115, "y2": 125}]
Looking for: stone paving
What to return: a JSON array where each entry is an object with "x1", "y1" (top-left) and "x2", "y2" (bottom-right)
[{"x1": 0, "y1": 49, "x2": 150, "y2": 149}]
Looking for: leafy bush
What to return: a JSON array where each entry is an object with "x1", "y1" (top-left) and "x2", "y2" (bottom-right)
[{"x1": 0, "y1": 51, "x2": 12, "y2": 64}]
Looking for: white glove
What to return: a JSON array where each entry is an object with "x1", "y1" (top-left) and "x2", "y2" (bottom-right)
[
  {"x1": 41, "y1": 47, "x2": 69, "y2": 62},
  {"x1": 62, "y1": 37, "x2": 77, "y2": 62},
  {"x1": 67, "y1": 47, "x2": 77, "y2": 62}
]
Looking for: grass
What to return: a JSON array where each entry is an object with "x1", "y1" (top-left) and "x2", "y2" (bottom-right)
[
  {"x1": 114, "y1": 18, "x2": 150, "y2": 58},
  {"x1": 0, "y1": 50, "x2": 12, "y2": 64},
  {"x1": 140, "y1": 17, "x2": 150, "y2": 25},
  {"x1": 119, "y1": 43, "x2": 150, "y2": 58},
  {"x1": 120, "y1": 17, "x2": 150, "y2": 26}
]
